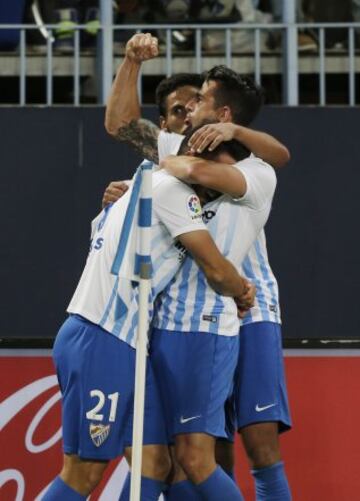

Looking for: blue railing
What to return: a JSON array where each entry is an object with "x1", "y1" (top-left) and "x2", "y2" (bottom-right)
[{"x1": 0, "y1": 20, "x2": 359, "y2": 106}]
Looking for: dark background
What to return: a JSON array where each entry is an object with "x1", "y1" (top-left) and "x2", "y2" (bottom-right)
[{"x1": 1, "y1": 106, "x2": 359, "y2": 344}]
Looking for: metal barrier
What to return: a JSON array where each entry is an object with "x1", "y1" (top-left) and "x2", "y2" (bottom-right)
[{"x1": 0, "y1": 21, "x2": 359, "y2": 106}]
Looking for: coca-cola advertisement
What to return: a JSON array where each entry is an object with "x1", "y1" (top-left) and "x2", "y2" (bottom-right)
[
  {"x1": 1, "y1": 352, "x2": 360, "y2": 500},
  {"x1": 0, "y1": 355, "x2": 129, "y2": 500}
]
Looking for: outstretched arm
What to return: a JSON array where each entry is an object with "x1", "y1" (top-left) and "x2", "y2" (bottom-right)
[
  {"x1": 105, "y1": 33, "x2": 160, "y2": 163},
  {"x1": 161, "y1": 155, "x2": 248, "y2": 198},
  {"x1": 188, "y1": 123, "x2": 290, "y2": 168}
]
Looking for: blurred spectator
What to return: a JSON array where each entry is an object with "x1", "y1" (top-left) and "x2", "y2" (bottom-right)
[
  {"x1": 54, "y1": 0, "x2": 99, "y2": 52},
  {"x1": 305, "y1": 0, "x2": 352, "y2": 49},
  {"x1": 266, "y1": 0, "x2": 317, "y2": 51}
]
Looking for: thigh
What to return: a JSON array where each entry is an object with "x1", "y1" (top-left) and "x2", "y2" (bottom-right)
[
  {"x1": 235, "y1": 322, "x2": 291, "y2": 432},
  {"x1": 54, "y1": 315, "x2": 136, "y2": 460}
]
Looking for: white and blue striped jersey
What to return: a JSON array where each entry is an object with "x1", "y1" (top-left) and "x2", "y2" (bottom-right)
[
  {"x1": 67, "y1": 169, "x2": 207, "y2": 347},
  {"x1": 240, "y1": 229, "x2": 281, "y2": 325},
  {"x1": 153, "y1": 157, "x2": 277, "y2": 336},
  {"x1": 157, "y1": 131, "x2": 282, "y2": 330}
]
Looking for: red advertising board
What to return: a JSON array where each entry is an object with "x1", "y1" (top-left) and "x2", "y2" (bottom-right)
[{"x1": 1, "y1": 351, "x2": 360, "y2": 500}]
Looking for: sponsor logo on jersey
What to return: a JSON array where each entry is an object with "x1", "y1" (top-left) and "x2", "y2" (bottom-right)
[
  {"x1": 202, "y1": 314, "x2": 217, "y2": 323},
  {"x1": 203, "y1": 209, "x2": 216, "y2": 223},
  {"x1": 187, "y1": 194, "x2": 202, "y2": 220},
  {"x1": 175, "y1": 240, "x2": 187, "y2": 261},
  {"x1": 89, "y1": 423, "x2": 110, "y2": 447}
]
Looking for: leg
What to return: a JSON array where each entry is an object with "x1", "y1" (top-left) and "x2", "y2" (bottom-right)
[
  {"x1": 124, "y1": 444, "x2": 172, "y2": 480},
  {"x1": 215, "y1": 440, "x2": 235, "y2": 479},
  {"x1": 119, "y1": 445, "x2": 171, "y2": 501},
  {"x1": 175, "y1": 433, "x2": 244, "y2": 501},
  {"x1": 43, "y1": 453, "x2": 108, "y2": 499},
  {"x1": 175, "y1": 432, "x2": 217, "y2": 484},
  {"x1": 50, "y1": 317, "x2": 138, "y2": 497},
  {"x1": 164, "y1": 446, "x2": 203, "y2": 501},
  {"x1": 241, "y1": 422, "x2": 281, "y2": 469},
  {"x1": 241, "y1": 424, "x2": 291, "y2": 501},
  {"x1": 119, "y1": 359, "x2": 173, "y2": 501},
  {"x1": 235, "y1": 322, "x2": 292, "y2": 500},
  {"x1": 151, "y1": 329, "x2": 243, "y2": 500}
]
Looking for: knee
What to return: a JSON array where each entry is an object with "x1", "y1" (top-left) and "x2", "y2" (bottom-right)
[
  {"x1": 176, "y1": 446, "x2": 204, "y2": 477},
  {"x1": 246, "y1": 443, "x2": 281, "y2": 469},
  {"x1": 61, "y1": 459, "x2": 107, "y2": 495},
  {"x1": 142, "y1": 446, "x2": 172, "y2": 481}
]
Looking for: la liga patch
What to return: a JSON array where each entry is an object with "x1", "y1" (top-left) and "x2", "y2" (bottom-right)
[{"x1": 187, "y1": 194, "x2": 202, "y2": 219}]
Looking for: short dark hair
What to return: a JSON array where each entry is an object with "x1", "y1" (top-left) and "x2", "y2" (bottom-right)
[
  {"x1": 203, "y1": 65, "x2": 264, "y2": 126},
  {"x1": 155, "y1": 73, "x2": 204, "y2": 117},
  {"x1": 178, "y1": 123, "x2": 250, "y2": 162}
]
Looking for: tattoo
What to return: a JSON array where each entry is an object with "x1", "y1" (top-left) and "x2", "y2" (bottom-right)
[{"x1": 116, "y1": 119, "x2": 159, "y2": 164}]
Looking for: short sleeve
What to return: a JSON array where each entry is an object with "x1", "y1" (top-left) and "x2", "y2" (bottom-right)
[
  {"x1": 153, "y1": 176, "x2": 207, "y2": 238},
  {"x1": 158, "y1": 130, "x2": 184, "y2": 162},
  {"x1": 233, "y1": 157, "x2": 277, "y2": 211}
]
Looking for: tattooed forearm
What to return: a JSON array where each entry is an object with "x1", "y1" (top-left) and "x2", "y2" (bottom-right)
[{"x1": 115, "y1": 119, "x2": 160, "y2": 163}]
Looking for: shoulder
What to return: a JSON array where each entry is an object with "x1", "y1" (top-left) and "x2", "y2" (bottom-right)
[
  {"x1": 233, "y1": 157, "x2": 277, "y2": 209},
  {"x1": 235, "y1": 157, "x2": 276, "y2": 185},
  {"x1": 158, "y1": 131, "x2": 185, "y2": 160}
]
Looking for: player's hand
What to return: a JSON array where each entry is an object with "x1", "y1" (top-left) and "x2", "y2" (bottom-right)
[
  {"x1": 235, "y1": 281, "x2": 256, "y2": 319},
  {"x1": 102, "y1": 181, "x2": 129, "y2": 208},
  {"x1": 125, "y1": 33, "x2": 159, "y2": 64},
  {"x1": 188, "y1": 123, "x2": 237, "y2": 154}
]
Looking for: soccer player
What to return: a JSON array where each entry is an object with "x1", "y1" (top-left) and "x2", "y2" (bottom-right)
[
  {"x1": 153, "y1": 131, "x2": 277, "y2": 501},
  {"x1": 43, "y1": 162, "x2": 251, "y2": 501},
  {"x1": 104, "y1": 32, "x2": 292, "y2": 501},
  {"x1": 105, "y1": 34, "x2": 290, "y2": 168}
]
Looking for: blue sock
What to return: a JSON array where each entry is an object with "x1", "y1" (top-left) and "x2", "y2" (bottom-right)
[
  {"x1": 118, "y1": 473, "x2": 167, "y2": 501},
  {"x1": 252, "y1": 461, "x2": 291, "y2": 501},
  {"x1": 42, "y1": 476, "x2": 86, "y2": 500},
  {"x1": 195, "y1": 466, "x2": 244, "y2": 501},
  {"x1": 165, "y1": 480, "x2": 202, "y2": 500}
]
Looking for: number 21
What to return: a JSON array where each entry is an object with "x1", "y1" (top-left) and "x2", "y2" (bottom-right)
[{"x1": 86, "y1": 390, "x2": 119, "y2": 422}]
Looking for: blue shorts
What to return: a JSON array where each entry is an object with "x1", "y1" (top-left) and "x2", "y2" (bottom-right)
[
  {"x1": 53, "y1": 315, "x2": 167, "y2": 460},
  {"x1": 226, "y1": 321, "x2": 291, "y2": 440},
  {"x1": 150, "y1": 328, "x2": 239, "y2": 441}
]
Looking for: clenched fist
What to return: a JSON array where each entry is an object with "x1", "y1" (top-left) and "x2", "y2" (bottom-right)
[{"x1": 125, "y1": 32, "x2": 159, "y2": 64}]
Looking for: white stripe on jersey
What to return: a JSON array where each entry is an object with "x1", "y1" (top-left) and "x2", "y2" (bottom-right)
[
  {"x1": 153, "y1": 187, "x2": 274, "y2": 336},
  {"x1": 67, "y1": 169, "x2": 206, "y2": 348},
  {"x1": 240, "y1": 229, "x2": 281, "y2": 325}
]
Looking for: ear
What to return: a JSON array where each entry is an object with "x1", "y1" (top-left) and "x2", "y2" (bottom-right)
[
  {"x1": 159, "y1": 116, "x2": 167, "y2": 130},
  {"x1": 218, "y1": 106, "x2": 232, "y2": 123}
]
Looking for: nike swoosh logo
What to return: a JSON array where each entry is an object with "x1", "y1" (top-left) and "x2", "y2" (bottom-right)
[
  {"x1": 180, "y1": 415, "x2": 202, "y2": 424},
  {"x1": 255, "y1": 403, "x2": 277, "y2": 412}
]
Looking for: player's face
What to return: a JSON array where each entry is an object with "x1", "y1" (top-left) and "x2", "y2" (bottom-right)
[
  {"x1": 160, "y1": 85, "x2": 200, "y2": 134},
  {"x1": 185, "y1": 80, "x2": 220, "y2": 129}
]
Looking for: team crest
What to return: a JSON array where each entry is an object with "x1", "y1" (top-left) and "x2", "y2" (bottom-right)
[
  {"x1": 89, "y1": 423, "x2": 110, "y2": 447},
  {"x1": 187, "y1": 195, "x2": 202, "y2": 220}
]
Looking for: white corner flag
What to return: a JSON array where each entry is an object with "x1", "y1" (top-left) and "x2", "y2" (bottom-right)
[{"x1": 111, "y1": 160, "x2": 153, "y2": 501}]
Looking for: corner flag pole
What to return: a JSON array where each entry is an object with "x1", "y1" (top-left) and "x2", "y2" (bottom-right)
[{"x1": 130, "y1": 161, "x2": 153, "y2": 501}]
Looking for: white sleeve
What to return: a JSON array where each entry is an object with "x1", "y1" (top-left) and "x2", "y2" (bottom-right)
[
  {"x1": 158, "y1": 130, "x2": 184, "y2": 162},
  {"x1": 233, "y1": 157, "x2": 277, "y2": 210},
  {"x1": 153, "y1": 176, "x2": 207, "y2": 238},
  {"x1": 90, "y1": 211, "x2": 103, "y2": 239}
]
